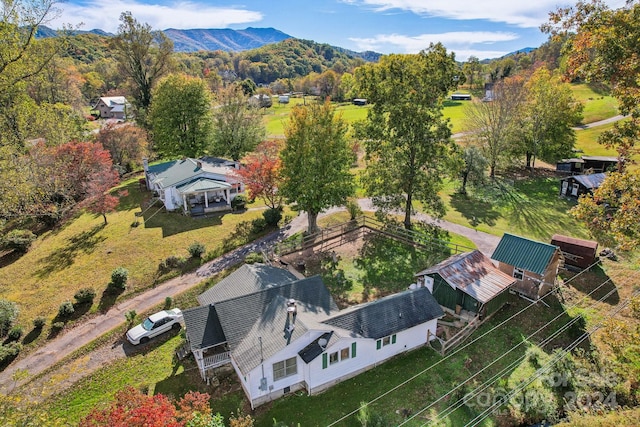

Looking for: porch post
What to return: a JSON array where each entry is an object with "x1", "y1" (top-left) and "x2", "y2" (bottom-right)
[
  {"x1": 225, "y1": 189, "x2": 230, "y2": 206},
  {"x1": 204, "y1": 191, "x2": 209, "y2": 208},
  {"x1": 183, "y1": 194, "x2": 188, "y2": 212}
]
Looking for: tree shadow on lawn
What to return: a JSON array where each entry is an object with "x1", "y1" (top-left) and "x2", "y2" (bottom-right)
[
  {"x1": 34, "y1": 223, "x2": 107, "y2": 278},
  {"x1": 484, "y1": 178, "x2": 576, "y2": 240},
  {"x1": 354, "y1": 224, "x2": 453, "y2": 300},
  {"x1": 139, "y1": 208, "x2": 224, "y2": 238},
  {"x1": 562, "y1": 266, "x2": 619, "y2": 305},
  {"x1": 450, "y1": 192, "x2": 501, "y2": 227},
  {"x1": 97, "y1": 285, "x2": 125, "y2": 313}
]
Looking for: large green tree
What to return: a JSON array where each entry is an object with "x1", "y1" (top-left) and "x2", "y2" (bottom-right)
[
  {"x1": 111, "y1": 12, "x2": 173, "y2": 124},
  {"x1": 211, "y1": 85, "x2": 265, "y2": 161},
  {"x1": 149, "y1": 74, "x2": 213, "y2": 158},
  {"x1": 514, "y1": 67, "x2": 583, "y2": 169},
  {"x1": 280, "y1": 100, "x2": 354, "y2": 234},
  {"x1": 356, "y1": 43, "x2": 459, "y2": 229}
]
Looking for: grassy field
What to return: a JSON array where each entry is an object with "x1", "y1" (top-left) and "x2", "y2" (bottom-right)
[
  {"x1": 0, "y1": 178, "x2": 268, "y2": 346},
  {"x1": 570, "y1": 83, "x2": 619, "y2": 124},
  {"x1": 261, "y1": 83, "x2": 617, "y2": 139},
  {"x1": 437, "y1": 177, "x2": 590, "y2": 241}
]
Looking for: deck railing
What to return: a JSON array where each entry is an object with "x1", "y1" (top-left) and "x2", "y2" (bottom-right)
[
  {"x1": 274, "y1": 215, "x2": 474, "y2": 257},
  {"x1": 203, "y1": 351, "x2": 231, "y2": 369}
]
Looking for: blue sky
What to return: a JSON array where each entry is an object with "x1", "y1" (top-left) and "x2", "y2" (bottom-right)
[{"x1": 50, "y1": 0, "x2": 625, "y2": 61}]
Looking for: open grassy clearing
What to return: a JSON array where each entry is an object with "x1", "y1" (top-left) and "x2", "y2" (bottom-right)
[
  {"x1": 262, "y1": 83, "x2": 616, "y2": 139},
  {"x1": 435, "y1": 176, "x2": 590, "y2": 241},
  {"x1": 0, "y1": 177, "x2": 268, "y2": 349},
  {"x1": 570, "y1": 83, "x2": 619, "y2": 124}
]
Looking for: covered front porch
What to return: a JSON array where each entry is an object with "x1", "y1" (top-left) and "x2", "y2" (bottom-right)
[
  {"x1": 193, "y1": 343, "x2": 232, "y2": 382},
  {"x1": 177, "y1": 178, "x2": 232, "y2": 216}
]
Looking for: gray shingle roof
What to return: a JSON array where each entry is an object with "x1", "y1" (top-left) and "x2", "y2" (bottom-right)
[
  {"x1": 491, "y1": 233, "x2": 559, "y2": 276},
  {"x1": 214, "y1": 275, "x2": 339, "y2": 375},
  {"x1": 197, "y1": 264, "x2": 299, "y2": 306},
  {"x1": 416, "y1": 250, "x2": 515, "y2": 304},
  {"x1": 322, "y1": 288, "x2": 444, "y2": 340},
  {"x1": 182, "y1": 305, "x2": 226, "y2": 350}
]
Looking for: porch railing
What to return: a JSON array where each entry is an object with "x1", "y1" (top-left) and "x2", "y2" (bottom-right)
[{"x1": 203, "y1": 351, "x2": 231, "y2": 369}]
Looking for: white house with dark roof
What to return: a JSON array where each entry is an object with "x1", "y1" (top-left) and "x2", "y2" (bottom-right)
[
  {"x1": 183, "y1": 264, "x2": 444, "y2": 408},
  {"x1": 143, "y1": 157, "x2": 244, "y2": 215},
  {"x1": 92, "y1": 96, "x2": 131, "y2": 119}
]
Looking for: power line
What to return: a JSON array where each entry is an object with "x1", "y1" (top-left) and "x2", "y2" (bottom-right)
[
  {"x1": 326, "y1": 259, "x2": 602, "y2": 426},
  {"x1": 464, "y1": 288, "x2": 640, "y2": 427},
  {"x1": 412, "y1": 278, "x2": 626, "y2": 427}
]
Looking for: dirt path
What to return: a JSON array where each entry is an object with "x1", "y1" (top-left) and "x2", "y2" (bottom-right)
[
  {"x1": 0, "y1": 228, "x2": 289, "y2": 393},
  {"x1": 1, "y1": 203, "x2": 501, "y2": 398}
]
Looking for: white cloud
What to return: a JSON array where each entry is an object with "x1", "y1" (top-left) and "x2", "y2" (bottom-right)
[
  {"x1": 348, "y1": 0, "x2": 580, "y2": 28},
  {"x1": 349, "y1": 31, "x2": 517, "y2": 59},
  {"x1": 49, "y1": 1, "x2": 263, "y2": 32}
]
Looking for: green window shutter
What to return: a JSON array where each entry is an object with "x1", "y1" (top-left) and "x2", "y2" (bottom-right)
[
  {"x1": 351, "y1": 342, "x2": 357, "y2": 358},
  {"x1": 376, "y1": 339, "x2": 381, "y2": 350},
  {"x1": 391, "y1": 334, "x2": 397, "y2": 344},
  {"x1": 322, "y1": 353, "x2": 327, "y2": 369}
]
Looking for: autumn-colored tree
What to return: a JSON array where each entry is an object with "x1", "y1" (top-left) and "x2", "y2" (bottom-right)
[
  {"x1": 111, "y1": 12, "x2": 174, "y2": 125},
  {"x1": 236, "y1": 139, "x2": 284, "y2": 209},
  {"x1": 80, "y1": 170, "x2": 122, "y2": 225},
  {"x1": 571, "y1": 171, "x2": 640, "y2": 251},
  {"x1": 280, "y1": 100, "x2": 355, "y2": 234},
  {"x1": 79, "y1": 387, "x2": 220, "y2": 427},
  {"x1": 463, "y1": 75, "x2": 526, "y2": 177},
  {"x1": 25, "y1": 141, "x2": 119, "y2": 223},
  {"x1": 544, "y1": 0, "x2": 640, "y2": 167},
  {"x1": 95, "y1": 122, "x2": 148, "y2": 174}
]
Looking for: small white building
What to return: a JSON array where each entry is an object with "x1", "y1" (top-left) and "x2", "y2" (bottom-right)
[
  {"x1": 143, "y1": 157, "x2": 244, "y2": 215},
  {"x1": 183, "y1": 264, "x2": 444, "y2": 408},
  {"x1": 92, "y1": 96, "x2": 131, "y2": 119}
]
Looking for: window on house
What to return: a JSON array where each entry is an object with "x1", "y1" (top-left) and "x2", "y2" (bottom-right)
[
  {"x1": 329, "y1": 351, "x2": 339, "y2": 365},
  {"x1": 376, "y1": 334, "x2": 397, "y2": 349},
  {"x1": 273, "y1": 357, "x2": 297, "y2": 381},
  {"x1": 513, "y1": 268, "x2": 524, "y2": 281},
  {"x1": 340, "y1": 347, "x2": 350, "y2": 361}
]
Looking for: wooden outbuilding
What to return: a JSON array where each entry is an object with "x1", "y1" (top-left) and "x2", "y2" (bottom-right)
[
  {"x1": 560, "y1": 173, "x2": 606, "y2": 199},
  {"x1": 550, "y1": 234, "x2": 598, "y2": 270},
  {"x1": 415, "y1": 250, "x2": 515, "y2": 319}
]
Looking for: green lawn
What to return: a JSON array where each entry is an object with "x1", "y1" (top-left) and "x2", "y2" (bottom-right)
[
  {"x1": 575, "y1": 121, "x2": 622, "y2": 157},
  {"x1": 570, "y1": 83, "x2": 619, "y2": 124},
  {"x1": 0, "y1": 178, "x2": 267, "y2": 346},
  {"x1": 437, "y1": 177, "x2": 590, "y2": 241}
]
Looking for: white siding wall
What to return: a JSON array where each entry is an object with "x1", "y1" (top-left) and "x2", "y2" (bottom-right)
[
  {"x1": 308, "y1": 320, "x2": 438, "y2": 394},
  {"x1": 245, "y1": 331, "x2": 321, "y2": 407},
  {"x1": 239, "y1": 320, "x2": 439, "y2": 407}
]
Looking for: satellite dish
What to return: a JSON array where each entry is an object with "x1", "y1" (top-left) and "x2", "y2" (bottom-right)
[{"x1": 318, "y1": 338, "x2": 328, "y2": 349}]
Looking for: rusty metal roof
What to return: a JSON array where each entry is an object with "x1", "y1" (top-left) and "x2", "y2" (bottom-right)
[{"x1": 416, "y1": 250, "x2": 515, "y2": 304}]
